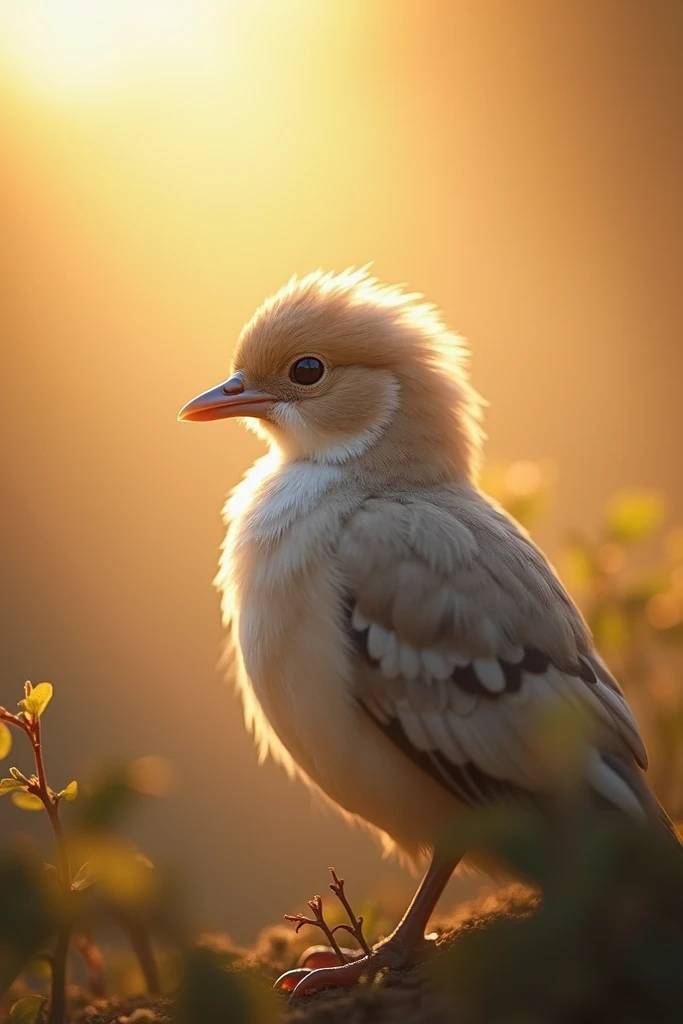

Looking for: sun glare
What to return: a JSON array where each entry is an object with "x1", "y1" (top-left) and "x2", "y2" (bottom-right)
[{"x1": 0, "y1": 0, "x2": 223, "y2": 99}]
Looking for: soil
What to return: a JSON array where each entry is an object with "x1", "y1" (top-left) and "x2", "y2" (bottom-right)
[
  {"x1": 33, "y1": 878, "x2": 679, "y2": 1023},
  {"x1": 67, "y1": 886, "x2": 536, "y2": 1024}
]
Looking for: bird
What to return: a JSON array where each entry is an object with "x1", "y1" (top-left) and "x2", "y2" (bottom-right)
[{"x1": 178, "y1": 267, "x2": 677, "y2": 994}]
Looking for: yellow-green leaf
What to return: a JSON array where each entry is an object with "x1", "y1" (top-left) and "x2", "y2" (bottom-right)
[
  {"x1": 71, "y1": 860, "x2": 97, "y2": 893},
  {"x1": 10, "y1": 996, "x2": 45, "y2": 1024},
  {"x1": 62, "y1": 780, "x2": 78, "y2": 802},
  {"x1": 18, "y1": 682, "x2": 53, "y2": 720},
  {"x1": 24, "y1": 956, "x2": 52, "y2": 980},
  {"x1": 0, "y1": 722, "x2": 11, "y2": 760},
  {"x1": 11, "y1": 791, "x2": 44, "y2": 811},
  {"x1": 0, "y1": 777, "x2": 25, "y2": 795},
  {"x1": 606, "y1": 490, "x2": 665, "y2": 545}
]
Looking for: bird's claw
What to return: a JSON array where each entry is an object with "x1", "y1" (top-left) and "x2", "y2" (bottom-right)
[
  {"x1": 278, "y1": 865, "x2": 373, "y2": 993},
  {"x1": 275, "y1": 931, "x2": 441, "y2": 994},
  {"x1": 275, "y1": 967, "x2": 314, "y2": 993},
  {"x1": 276, "y1": 952, "x2": 381, "y2": 995}
]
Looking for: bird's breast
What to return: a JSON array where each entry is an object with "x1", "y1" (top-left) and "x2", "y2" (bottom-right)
[{"x1": 216, "y1": 458, "x2": 362, "y2": 784}]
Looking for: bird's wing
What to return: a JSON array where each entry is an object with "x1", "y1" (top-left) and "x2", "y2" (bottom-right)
[{"x1": 338, "y1": 491, "x2": 649, "y2": 817}]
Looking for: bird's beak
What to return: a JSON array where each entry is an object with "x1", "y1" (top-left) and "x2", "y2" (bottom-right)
[{"x1": 177, "y1": 373, "x2": 276, "y2": 423}]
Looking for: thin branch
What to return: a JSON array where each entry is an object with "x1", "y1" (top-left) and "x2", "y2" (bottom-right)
[
  {"x1": 30, "y1": 715, "x2": 71, "y2": 888},
  {"x1": 284, "y1": 894, "x2": 347, "y2": 964},
  {"x1": 47, "y1": 922, "x2": 72, "y2": 1024},
  {"x1": 25, "y1": 711, "x2": 73, "y2": 1024},
  {"x1": 329, "y1": 868, "x2": 372, "y2": 956},
  {"x1": 0, "y1": 708, "x2": 32, "y2": 737}
]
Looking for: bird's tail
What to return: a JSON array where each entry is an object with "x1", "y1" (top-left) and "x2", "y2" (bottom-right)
[{"x1": 601, "y1": 751, "x2": 680, "y2": 845}]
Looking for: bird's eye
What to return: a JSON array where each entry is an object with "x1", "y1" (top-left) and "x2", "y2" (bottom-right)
[{"x1": 290, "y1": 357, "x2": 325, "y2": 385}]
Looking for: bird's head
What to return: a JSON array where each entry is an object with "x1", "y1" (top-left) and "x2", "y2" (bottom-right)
[{"x1": 179, "y1": 268, "x2": 485, "y2": 481}]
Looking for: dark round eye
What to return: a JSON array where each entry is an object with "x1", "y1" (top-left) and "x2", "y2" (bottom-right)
[{"x1": 290, "y1": 357, "x2": 324, "y2": 385}]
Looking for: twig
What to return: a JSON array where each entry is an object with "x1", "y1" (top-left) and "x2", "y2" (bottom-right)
[
  {"x1": 284, "y1": 895, "x2": 347, "y2": 964},
  {"x1": 328, "y1": 867, "x2": 372, "y2": 956}
]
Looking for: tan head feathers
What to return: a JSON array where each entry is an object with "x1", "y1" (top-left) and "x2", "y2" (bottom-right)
[{"x1": 186, "y1": 268, "x2": 486, "y2": 480}]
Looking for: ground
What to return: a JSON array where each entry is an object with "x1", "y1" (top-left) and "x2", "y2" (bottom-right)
[
  {"x1": 21, "y1": 874, "x2": 683, "y2": 1024},
  {"x1": 64, "y1": 886, "x2": 535, "y2": 1024},
  {"x1": 53, "y1": 887, "x2": 548, "y2": 1024}
]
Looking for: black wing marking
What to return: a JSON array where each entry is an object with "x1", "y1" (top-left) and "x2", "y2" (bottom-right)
[{"x1": 360, "y1": 699, "x2": 534, "y2": 808}]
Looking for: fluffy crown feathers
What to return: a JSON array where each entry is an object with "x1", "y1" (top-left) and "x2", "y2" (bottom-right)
[{"x1": 235, "y1": 267, "x2": 486, "y2": 480}]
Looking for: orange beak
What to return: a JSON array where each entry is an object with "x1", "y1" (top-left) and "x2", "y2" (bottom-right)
[{"x1": 178, "y1": 373, "x2": 276, "y2": 422}]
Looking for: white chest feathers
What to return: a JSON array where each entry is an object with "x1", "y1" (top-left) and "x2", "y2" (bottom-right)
[
  {"x1": 215, "y1": 456, "x2": 351, "y2": 677},
  {"x1": 214, "y1": 455, "x2": 360, "y2": 781},
  {"x1": 232, "y1": 456, "x2": 346, "y2": 545}
]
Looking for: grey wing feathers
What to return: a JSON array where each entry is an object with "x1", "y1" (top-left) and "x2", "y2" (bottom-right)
[{"x1": 340, "y1": 488, "x2": 653, "y2": 821}]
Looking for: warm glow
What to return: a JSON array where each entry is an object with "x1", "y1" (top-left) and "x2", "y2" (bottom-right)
[
  {"x1": 2, "y1": 0, "x2": 680, "y2": 945},
  {"x1": 0, "y1": 0, "x2": 222, "y2": 98}
]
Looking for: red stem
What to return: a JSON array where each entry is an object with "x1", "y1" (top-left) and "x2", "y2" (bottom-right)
[
  {"x1": 31, "y1": 717, "x2": 71, "y2": 888},
  {"x1": 1, "y1": 704, "x2": 74, "y2": 1024},
  {"x1": 28, "y1": 715, "x2": 72, "y2": 1024}
]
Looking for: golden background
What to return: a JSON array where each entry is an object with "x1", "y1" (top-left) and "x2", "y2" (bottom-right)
[{"x1": 2, "y1": 0, "x2": 682, "y2": 942}]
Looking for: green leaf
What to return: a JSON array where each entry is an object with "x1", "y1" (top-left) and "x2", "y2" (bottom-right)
[
  {"x1": 61, "y1": 780, "x2": 78, "y2": 803},
  {"x1": 71, "y1": 860, "x2": 97, "y2": 893},
  {"x1": 9, "y1": 767, "x2": 30, "y2": 783},
  {"x1": 9, "y1": 996, "x2": 45, "y2": 1024},
  {"x1": 606, "y1": 490, "x2": 665, "y2": 545},
  {"x1": 18, "y1": 682, "x2": 53, "y2": 720},
  {"x1": 0, "y1": 722, "x2": 11, "y2": 760},
  {"x1": 24, "y1": 956, "x2": 52, "y2": 980},
  {"x1": 11, "y1": 792, "x2": 44, "y2": 812},
  {"x1": 0, "y1": 777, "x2": 25, "y2": 795}
]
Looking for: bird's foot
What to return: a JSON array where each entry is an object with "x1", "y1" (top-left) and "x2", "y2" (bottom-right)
[
  {"x1": 276, "y1": 866, "x2": 427, "y2": 996},
  {"x1": 276, "y1": 932, "x2": 424, "y2": 995},
  {"x1": 276, "y1": 866, "x2": 372, "y2": 993}
]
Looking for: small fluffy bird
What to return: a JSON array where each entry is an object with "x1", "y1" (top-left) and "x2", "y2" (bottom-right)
[{"x1": 179, "y1": 268, "x2": 676, "y2": 993}]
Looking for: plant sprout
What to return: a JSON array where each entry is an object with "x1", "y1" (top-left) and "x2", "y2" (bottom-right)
[
  {"x1": 1, "y1": 682, "x2": 77, "y2": 1024},
  {"x1": 0, "y1": 682, "x2": 160, "y2": 1024}
]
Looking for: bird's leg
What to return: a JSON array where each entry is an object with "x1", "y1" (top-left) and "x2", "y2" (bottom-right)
[
  {"x1": 373, "y1": 854, "x2": 458, "y2": 965},
  {"x1": 276, "y1": 853, "x2": 459, "y2": 995}
]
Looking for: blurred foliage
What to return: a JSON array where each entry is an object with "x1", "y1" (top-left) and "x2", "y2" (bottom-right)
[
  {"x1": 0, "y1": 683, "x2": 276, "y2": 1024},
  {"x1": 0, "y1": 683, "x2": 174, "y2": 1023},
  {"x1": 487, "y1": 461, "x2": 683, "y2": 818},
  {"x1": 172, "y1": 940, "x2": 276, "y2": 1024},
  {"x1": 0, "y1": 845, "x2": 57, "y2": 998},
  {"x1": 434, "y1": 803, "x2": 683, "y2": 1024}
]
